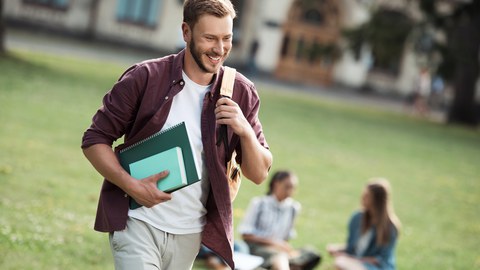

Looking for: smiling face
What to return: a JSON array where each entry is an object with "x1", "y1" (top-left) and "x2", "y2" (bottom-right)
[{"x1": 183, "y1": 14, "x2": 233, "y2": 84}]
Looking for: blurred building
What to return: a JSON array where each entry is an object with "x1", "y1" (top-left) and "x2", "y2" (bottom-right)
[{"x1": 4, "y1": 0, "x2": 426, "y2": 96}]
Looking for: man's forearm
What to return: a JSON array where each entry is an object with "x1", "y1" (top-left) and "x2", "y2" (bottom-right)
[
  {"x1": 82, "y1": 144, "x2": 135, "y2": 192},
  {"x1": 83, "y1": 144, "x2": 181, "y2": 207},
  {"x1": 239, "y1": 129, "x2": 272, "y2": 184}
]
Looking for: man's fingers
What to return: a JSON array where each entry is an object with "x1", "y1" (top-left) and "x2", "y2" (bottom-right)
[
  {"x1": 138, "y1": 170, "x2": 172, "y2": 207},
  {"x1": 146, "y1": 170, "x2": 169, "y2": 183},
  {"x1": 142, "y1": 170, "x2": 172, "y2": 200},
  {"x1": 216, "y1": 97, "x2": 233, "y2": 106},
  {"x1": 214, "y1": 104, "x2": 236, "y2": 115},
  {"x1": 143, "y1": 193, "x2": 172, "y2": 208},
  {"x1": 215, "y1": 110, "x2": 235, "y2": 120},
  {"x1": 215, "y1": 101, "x2": 241, "y2": 120}
]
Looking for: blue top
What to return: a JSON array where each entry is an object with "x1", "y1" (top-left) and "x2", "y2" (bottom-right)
[{"x1": 345, "y1": 211, "x2": 398, "y2": 270}]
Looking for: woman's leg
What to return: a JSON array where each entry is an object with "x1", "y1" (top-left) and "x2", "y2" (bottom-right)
[{"x1": 334, "y1": 254, "x2": 367, "y2": 270}]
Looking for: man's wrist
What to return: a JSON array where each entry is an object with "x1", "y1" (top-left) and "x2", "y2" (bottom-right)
[
  {"x1": 238, "y1": 124, "x2": 256, "y2": 141},
  {"x1": 116, "y1": 173, "x2": 138, "y2": 196}
]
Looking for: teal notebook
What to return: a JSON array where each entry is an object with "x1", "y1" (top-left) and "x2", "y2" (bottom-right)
[
  {"x1": 118, "y1": 122, "x2": 201, "y2": 209},
  {"x1": 129, "y1": 147, "x2": 187, "y2": 192}
]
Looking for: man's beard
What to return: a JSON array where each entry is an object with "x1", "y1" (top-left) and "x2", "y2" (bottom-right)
[{"x1": 189, "y1": 38, "x2": 224, "y2": 74}]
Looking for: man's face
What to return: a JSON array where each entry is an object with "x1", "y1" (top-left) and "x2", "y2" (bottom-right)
[{"x1": 186, "y1": 14, "x2": 233, "y2": 74}]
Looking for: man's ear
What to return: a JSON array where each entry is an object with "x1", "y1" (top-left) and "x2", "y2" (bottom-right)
[{"x1": 181, "y1": 22, "x2": 191, "y2": 43}]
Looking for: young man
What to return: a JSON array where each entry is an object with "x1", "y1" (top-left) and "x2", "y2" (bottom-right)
[{"x1": 81, "y1": 1, "x2": 272, "y2": 269}]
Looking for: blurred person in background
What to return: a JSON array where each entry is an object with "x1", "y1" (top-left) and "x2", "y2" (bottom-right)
[
  {"x1": 412, "y1": 67, "x2": 432, "y2": 116},
  {"x1": 429, "y1": 74, "x2": 445, "y2": 110},
  {"x1": 327, "y1": 178, "x2": 401, "y2": 270},
  {"x1": 239, "y1": 170, "x2": 321, "y2": 270}
]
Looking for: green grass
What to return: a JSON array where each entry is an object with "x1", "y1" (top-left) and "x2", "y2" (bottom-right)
[{"x1": 0, "y1": 50, "x2": 479, "y2": 270}]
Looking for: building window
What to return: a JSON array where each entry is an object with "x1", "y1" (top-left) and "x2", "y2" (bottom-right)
[
  {"x1": 280, "y1": 34, "x2": 291, "y2": 58},
  {"x1": 23, "y1": 0, "x2": 70, "y2": 10},
  {"x1": 296, "y1": 37, "x2": 305, "y2": 61},
  {"x1": 116, "y1": 0, "x2": 162, "y2": 28},
  {"x1": 303, "y1": 9, "x2": 323, "y2": 26}
]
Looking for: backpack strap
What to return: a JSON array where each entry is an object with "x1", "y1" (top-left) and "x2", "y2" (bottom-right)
[
  {"x1": 216, "y1": 67, "x2": 237, "y2": 162},
  {"x1": 218, "y1": 67, "x2": 242, "y2": 201},
  {"x1": 220, "y1": 66, "x2": 236, "y2": 98}
]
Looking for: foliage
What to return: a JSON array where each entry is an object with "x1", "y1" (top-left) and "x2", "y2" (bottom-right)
[
  {"x1": 1, "y1": 50, "x2": 479, "y2": 270},
  {"x1": 343, "y1": 8, "x2": 414, "y2": 74},
  {"x1": 417, "y1": 0, "x2": 479, "y2": 81},
  {"x1": 341, "y1": 0, "x2": 479, "y2": 125},
  {"x1": 418, "y1": 0, "x2": 480, "y2": 125}
]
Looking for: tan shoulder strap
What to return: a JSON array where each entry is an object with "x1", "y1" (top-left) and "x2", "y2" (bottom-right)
[{"x1": 220, "y1": 66, "x2": 236, "y2": 98}]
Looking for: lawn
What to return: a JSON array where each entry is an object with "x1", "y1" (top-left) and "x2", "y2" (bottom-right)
[{"x1": 0, "y1": 50, "x2": 479, "y2": 270}]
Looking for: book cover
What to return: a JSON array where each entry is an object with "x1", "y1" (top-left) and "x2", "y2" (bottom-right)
[
  {"x1": 129, "y1": 147, "x2": 187, "y2": 192},
  {"x1": 118, "y1": 122, "x2": 201, "y2": 209}
]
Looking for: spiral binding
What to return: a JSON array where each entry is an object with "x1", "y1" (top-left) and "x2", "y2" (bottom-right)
[{"x1": 119, "y1": 121, "x2": 185, "y2": 153}]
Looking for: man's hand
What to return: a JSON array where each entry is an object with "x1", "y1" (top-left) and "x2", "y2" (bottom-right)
[
  {"x1": 128, "y1": 170, "x2": 173, "y2": 208},
  {"x1": 83, "y1": 144, "x2": 173, "y2": 208},
  {"x1": 215, "y1": 97, "x2": 251, "y2": 138},
  {"x1": 214, "y1": 97, "x2": 272, "y2": 184}
]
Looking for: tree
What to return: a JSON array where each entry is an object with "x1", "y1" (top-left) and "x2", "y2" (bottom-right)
[
  {"x1": 343, "y1": 0, "x2": 479, "y2": 126},
  {"x1": 0, "y1": 0, "x2": 5, "y2": 54},
  {"x1": 343, "y1": 8, "x2": 414, "y2": 75},
  {"x1": 418, "y1": 0, "x2": 480, "y2": 126}
]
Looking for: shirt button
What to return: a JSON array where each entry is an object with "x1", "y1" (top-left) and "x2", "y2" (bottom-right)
[
  {"x1": 172, "y1": 80, "x2": 176, "y2": 83},
  {"x1": 180, "y1": 81, "x2": 184, "y2": 86},
  {"x1": 124, "y1": 193, "x2": 128, "y2": 198},
  {"x1": 165, "y1": 96, "x2": 169, "y2": 100}
]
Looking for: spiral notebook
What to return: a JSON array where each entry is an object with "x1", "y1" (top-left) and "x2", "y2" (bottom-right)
[{"x1": 118, "y1": 122, "x2": 201, "y2": 209}]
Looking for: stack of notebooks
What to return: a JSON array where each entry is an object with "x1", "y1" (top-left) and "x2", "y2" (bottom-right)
[{"x1": 118, "y1": 122, "x2": 200, "y2": 209}]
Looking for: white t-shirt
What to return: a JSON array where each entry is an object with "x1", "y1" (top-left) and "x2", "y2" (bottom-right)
[
  {"x1": 355, "y1": 228, "x2": 373, "y2": 256},
  {"x1": 128, "y1": 71, "x2": 211, "y2": 234}
]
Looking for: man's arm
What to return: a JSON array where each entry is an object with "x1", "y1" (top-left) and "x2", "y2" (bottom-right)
[
  {"x1": 236, "y1": 126, "x2": 272, "y2": 184},
  {"x1": 215, "y1": 97, "x2": 272, "y2": 184},
  {"x1": 83, "y1": 144, "x2": 172, "y2": 207}
]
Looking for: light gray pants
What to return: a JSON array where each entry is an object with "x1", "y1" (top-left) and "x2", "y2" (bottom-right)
[{"x1": 109, "y1": 217, "x2": 202, "y2": 270}]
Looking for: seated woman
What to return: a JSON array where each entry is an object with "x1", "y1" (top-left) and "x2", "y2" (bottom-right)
[
  {"x1": 238, "y1": 170, "x2": 320, "y2": 270},
  {"x1": 327, "y1": 178, "x2": 401, "y2": 270}
]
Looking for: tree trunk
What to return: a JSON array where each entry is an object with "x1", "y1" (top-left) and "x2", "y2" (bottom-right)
[
  {"x1": 447, "y1": 3, "x2": 480, "y2": 126},
  {"x1": 449, "y1": 57, "x2": 479, "y2": 125},
  {"x1": 0, "y1": 0, "x2": 5, "y2": 54}
]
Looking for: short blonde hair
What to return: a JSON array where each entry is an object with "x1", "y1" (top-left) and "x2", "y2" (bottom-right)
[{"x1": 183, "y1": 0, "x2": 236, "y2": 29}]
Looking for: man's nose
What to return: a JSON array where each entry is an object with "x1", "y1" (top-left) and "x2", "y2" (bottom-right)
[{"x1": 213, "y1": 40, "x2": 224, "y2": 55}]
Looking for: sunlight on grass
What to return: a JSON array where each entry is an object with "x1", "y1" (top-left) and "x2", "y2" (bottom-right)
[{"x1": 1, "y1": 50, "x2": 479, "y2": 270}]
